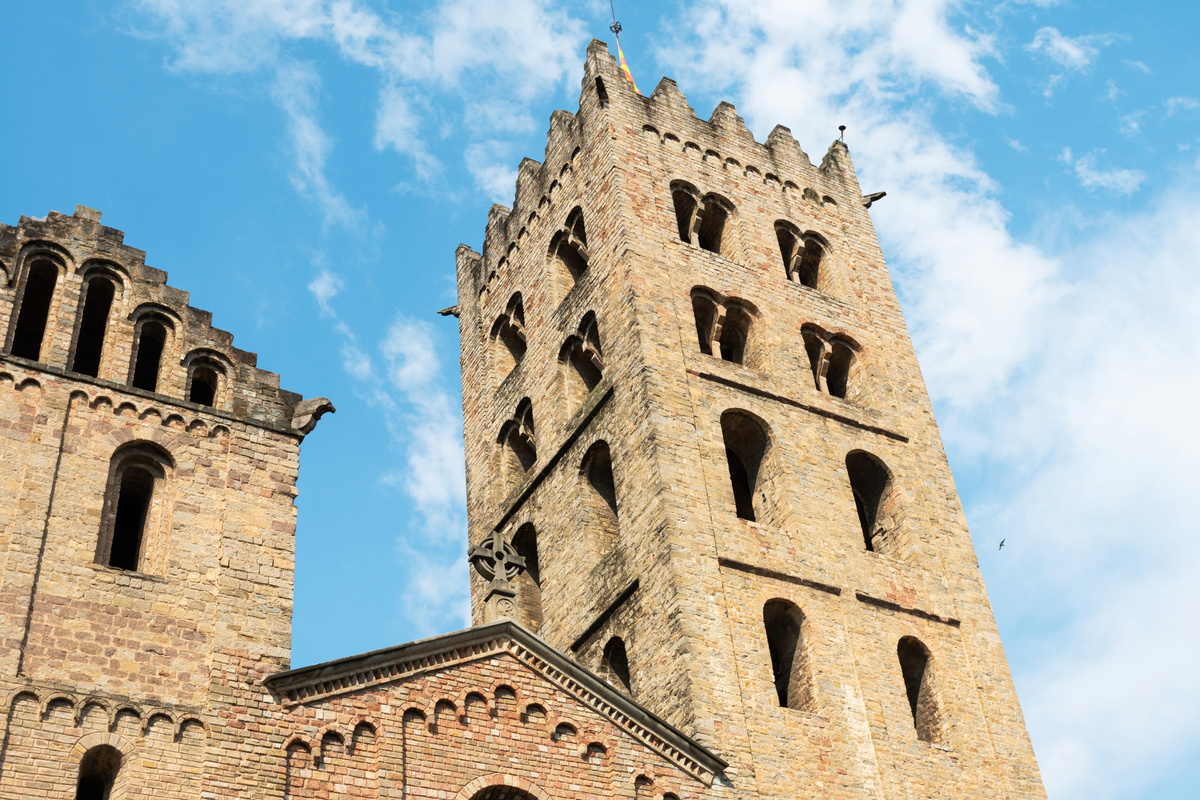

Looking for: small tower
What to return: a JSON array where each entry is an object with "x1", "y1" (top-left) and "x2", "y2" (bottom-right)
[
  {"x1": 455, "y1": 42, "x2": 1047, "y2": 799},
  {"x1": 0, "y1": 206, "x2": 331, "y2": 796}
]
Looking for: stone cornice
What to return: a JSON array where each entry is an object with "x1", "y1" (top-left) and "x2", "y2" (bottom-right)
[{"x1": 264, "y1": 619, "x2": 727, "y2": 785}]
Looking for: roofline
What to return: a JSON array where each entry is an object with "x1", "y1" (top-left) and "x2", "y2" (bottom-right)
[{"x1": 264, "y1": 620, "x2": 728, "y2": 778}]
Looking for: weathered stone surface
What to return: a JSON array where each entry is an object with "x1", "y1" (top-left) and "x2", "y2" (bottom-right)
[{"x1": 0, "y1": 41, "x2": 1046, "y2": 800}]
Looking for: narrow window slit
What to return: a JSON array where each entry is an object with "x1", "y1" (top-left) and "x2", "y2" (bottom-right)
[
  {"x1": 71, "y1": 277, "x2": 115, "y2": 377},
  {"x1": 11, "y1": 261, "x2": 58, "y2": 361}
]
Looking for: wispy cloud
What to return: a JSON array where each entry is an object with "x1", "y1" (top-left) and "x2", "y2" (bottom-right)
[
  {"x1": 1060, "y1": 147, "x2": 1146, "y2": 194},
  {"x1": 1166, "y1": 96, "x2": 1199, "y2": 116},
  {"x1": 131, "y1": 0, "x2": 586, "y2": 218},
  {"x1": 659, "y1": 2, "x2": 1194, "y2": 797},
  {"x1": 1006, "y1": 136, "x2": 1029, "y2": 152},
  {"x1": 1026, "y1": 26, "x2": 1122, "y2": 96}
]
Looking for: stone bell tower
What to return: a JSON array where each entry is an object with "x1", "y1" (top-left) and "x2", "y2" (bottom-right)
[
  {"x1": 0, "y1": 206, "x2": 332, "y2": 798},
  {"x1": 455, "y1": 41, "x2": 1046, "y2": 800}
]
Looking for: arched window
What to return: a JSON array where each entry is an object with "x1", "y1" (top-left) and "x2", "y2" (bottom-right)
[
  {"x1": 845, "y1": 451, "x2": 895, "y2": 552},
  {"x1": 696, "y1": 196, "x2": 731, "y2": 255},
  {"x1": 897, "y1": 637, "x2": 944, "y2": 743},
  {"x1": 778, "y1": 223, "x2": 828, "y2": 290},
  {"x1": 10, "y1": 260, "x2": 59, "y2": 361},
  {"x1": 803, "y1": 326, "x2": 863, "y2": 404},
  {"x1": 672, "y1": 183, "x2": 699, "y2": 243},
  {"x1": 581, "y1": 440, "x2": 618, "y2": 536},
  {"x1": 721, "y1": 410, "x2": 770, "y2": 522},
  {"x1": 70, "y1": 276, "x2": 116, "y2": 377},
  {"x1": 131, "y1": 318, "x2": 169, "y2": 392},
  {"x1": 75, "y1": 744, "x2": 121, "y2": 800},
  {"x1": 511, "y1": 523, "x2": 543, "y2": 630},
  {"x1": 188, "y1": 364, "x2": 220, "y2": 406},
  {"x1": 98, "y1": 443, "x2": 172, "y2": 573},
  {"x1": 763, "y1": 599, "x2": 814, "y2": 711},
  {"x1": 499, "y1": 399, "x2": 537, "y2": 489},
  {"x1": 601, "y1": 636, "x2": 632, "y2": 695},
  {"x1": 825, "y1": 340, "x2": 855, "y2": 399},
  {"x1": 692, "y1": 288, "x2": 759, "y2": 368},
  {"x1": 559, "y1": 312, "x2": 604, "y2": 408},
  {"x1": 718, "y1": 304, "x2": 752, "y2": 365},
  {"x1": 595, "y1": 76, "x2": 609, "y2": 105},
  {"x1": 550, "y1": 208, "x2": 589, "y2": 298},
  {"x1": 491, "y1": 293, "x2": 527, "y2": 380}
]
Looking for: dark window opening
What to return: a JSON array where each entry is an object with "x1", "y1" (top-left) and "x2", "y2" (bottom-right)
[
  {"x1": 11, "y1": 261, "x2": 58, "y2": 361},
  {"x1": 673, "y1": 190, "x2": 697, "y2": 243},
  {"x1": 71, "y1": 278, "x2": 115, "y2": 377},
  {"x1": 721, "y1": 411, "x2": 769, "y2": 522},
  {"x1": 498, "y1": 321, "x2": 526, "y2": 363},
  {"x1": 75, "y1": 744, "x2": 121, "y2": 800},
  {"x1": 595, "y1": 76, "x2": 609, "y2": 105},
  {"x1": 795, "y1": 238, "x2": 824, "y2": 288},
  {"x1": 583, "y1": 441, "x2": 618, "y2": 520},
  {"x1": 571, "y1": 346, "x2": 602, "y2": 392},
  {"x1": 846, "y1": 451, "x2": 891, "y2": 552},
  {"x1": 109, "y1": 467, "x2": 154, "y2": 571},
  {"x1": 898, "y1": 637, "x2": 942, "y2": 742},
  {"x1": 189, "y1": 366, "x2": 219, "y2": 406},
  {"x1": 602, "y1": 636, "x2": 632, "y2": 694},
  {"x1": 776, "y1": 225, "x2": 798, "y2": 280},
  {"x1": 692, "y1": 294, "x2": 716, "y2": 356},
  {"x1": 726, "y1": 449, "x2": 755, "y2": 521},
  {"x1": 552, "y1": 211, "x2": 590, "y2": 295},
  {"x1": 802, "y1": 329, "x2": 825, "y2": 391},
  {"x1": 132, "y1": 320, "x2": 167, "y2": 392},
  {"x1": 718, "y1": 306, "x2": 750, "y2": 364},
  {"x1": 696, "y1": 200, "x2": 728, "y2": 254},
  {"x1": 507, "y1": 434, "x2": 537, "y2": 474},
  {"x1": 763, "y1": 599, "x2": 812, "y2": 710},
  {"x1": 511, "y1": 522, "x2": 543, "y2": 630},
  {"x1": 826, "y1": 342, "x2": 854, "y2": 399}
]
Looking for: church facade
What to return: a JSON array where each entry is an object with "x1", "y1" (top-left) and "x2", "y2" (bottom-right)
[{"x1": 0, "y1": 41, "x2": 1046, "y2": 800}]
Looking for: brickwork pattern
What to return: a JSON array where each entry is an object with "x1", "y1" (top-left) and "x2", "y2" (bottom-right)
[{"x1": 456, "y1": 41, "x2": 1047, "y2": 800}]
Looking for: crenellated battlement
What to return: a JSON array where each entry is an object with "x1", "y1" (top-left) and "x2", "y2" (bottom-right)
[{"x1": 0, "y1": 206, "x2": 331, "y2": 436}]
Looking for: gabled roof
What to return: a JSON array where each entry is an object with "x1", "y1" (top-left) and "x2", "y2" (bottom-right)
[{"x1": 264, "y1": 619, "x2": 727, "y2": 785}]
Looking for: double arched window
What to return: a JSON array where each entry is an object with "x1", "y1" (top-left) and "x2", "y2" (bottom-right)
[
  {"x1": 559, "y1": 311, "x2": 604, "y2": 410},
  {"x1": 672, "y1": 183, "x2": 739, "y2": 260},
  {"x1": 490, "y1": 293, "x2": 527, "y2": 382},
  {"x1": 692, "y1": 288, "x2": 760, "y2": 369},
  {"x1": 776, "y1": 222, "x2": 830, "y2": 291},
  {"x1": 549, "y1": 207, "x2": 589, "y2": 299},
  {"x1": 498, "y1": 399, "x2": 537, "y2": 492},
  {"x1": 802, "y1": 325, "x2": 863, "y2": 403}
]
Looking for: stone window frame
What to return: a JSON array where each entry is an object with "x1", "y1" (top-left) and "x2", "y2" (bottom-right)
[
  {"x1": 95, "y1": 441, "x2": 176, "y2": 576},
  {"x1": 127, "y1": 304, "x2": 180, "y2": 395},
  {"x1": 5, "y1": 242, "x2": 71, "y2": 363},
  {"x1": 775, "y1": 220, "x2": 833, "y2": 293},
  {"x1": 691, "y1": 287, "x2": 762, "y2": 369},
  {"x1": 670, "y1": 181, "x2": 745, "y2": 262},
  {"x1": 547, "y1": 206, "x2": 589, "y2": 302},
  {"x1": 844, "y1": 449, "x2": 907, "y2": 557},
  {"x1": 182, "y1": 348, "x2": 232, "y2": 410},
  {"x1": 557, "y1": 310, "x2": 605, "y2": 411},
  {"x1": 762, "y1": 598, "x2": 816, "y2": 712},
  {"x1": 68, "y1": 262, "x2": 128, "y2": 380},
  {"x1": 801, "y1": 323, "x2": 866, "y2": 405},
  {"x1": 897, "y1": 636, "x2": 948, "y2": 745},
  {"x1": 489, "y1": 292, "x2": 528, "y2": 385}
]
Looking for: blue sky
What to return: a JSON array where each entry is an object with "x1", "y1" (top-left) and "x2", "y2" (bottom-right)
[{"x1": 2, "y1": 1, "x2": 1198, "y2": 798}]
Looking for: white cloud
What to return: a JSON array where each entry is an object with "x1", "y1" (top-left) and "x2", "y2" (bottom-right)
[
  {"x1": 307, "y1": 268, "x2": 343, "y2": 316},
  {"x1": 1026, "y1": 27, "x2": 1121, "y2": 96},
  {"x1": 1060, "y1": 147, "x2": 1146, "y2": 194},
  {"x1": 1123, "y1": 59, "x2": 1151, "y2": 74},
  {"x1": 1166, "y1": 96, "x2": 1199, "y2": 116},
  {"x1": 271, "y1": 60, "x2": 366, "y2": 229},
  {"x1": 1027, "y1": 26, "x2": 1116, "y2": 71},
  {"x1": 1006, "y1": 136, "x2": 1028, "y2": 152},
  {"x1": 464, "y1": 142, "x2": 519, "y2": 203},
  {"x1": 659, "y1": 2, "x2": 1198, "y2": 797},
  {"x1": 131, "y1": 0, "x2": 586, "y2": 220}
]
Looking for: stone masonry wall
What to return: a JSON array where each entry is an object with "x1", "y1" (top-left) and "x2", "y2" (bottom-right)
[{"x1": 457, "y1": 41, "x2": 1047, "y2": 800}]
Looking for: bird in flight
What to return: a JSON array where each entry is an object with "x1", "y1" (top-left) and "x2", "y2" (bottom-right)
[{"x1": 999, "y1": 539, "x2": 1005, "y2": 550}]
